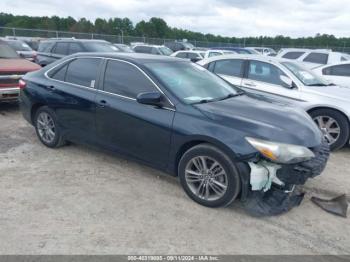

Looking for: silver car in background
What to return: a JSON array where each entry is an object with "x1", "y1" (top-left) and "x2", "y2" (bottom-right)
[{"x1": 198, "y1": 54, "x2": 350, "y2": 150}]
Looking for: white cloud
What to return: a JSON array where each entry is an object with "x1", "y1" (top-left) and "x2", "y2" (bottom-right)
[{"x1": 1, "y1": 0, "x2": 350, "y2": 37}]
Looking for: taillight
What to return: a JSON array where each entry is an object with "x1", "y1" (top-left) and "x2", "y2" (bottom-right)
[{"x1": 19, "y1": 79, "x2": 27, "y2": 89}]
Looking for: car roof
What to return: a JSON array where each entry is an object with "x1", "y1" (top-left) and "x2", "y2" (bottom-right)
[
  {"x1": 68, "y1": 52, "x2": 185, "y2": 65},
  {"x1": 197, "y1": 53, "x2": 291, "y2": 65},
  {"x1": 134, "y1": 44, "x2": 166, "y2": 48},
  {"x1": 41, "y1": 39, "x2": 109, "y2": 43},
  {"x1": 175, "y1": 50, "x2": 203, "y2": 53}
]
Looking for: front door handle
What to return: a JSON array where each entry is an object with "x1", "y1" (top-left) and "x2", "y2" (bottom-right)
[
  {"x1": 243, "y1": 81, "x2": 256, "y2": 87},
  {"x1": 47, "y1": 85, "x2": 56, "y2": 91}
]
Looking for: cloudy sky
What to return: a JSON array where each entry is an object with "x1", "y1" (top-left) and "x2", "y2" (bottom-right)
[{"x1": 1, "y1": 0, "x2": 350, "y2": 37}]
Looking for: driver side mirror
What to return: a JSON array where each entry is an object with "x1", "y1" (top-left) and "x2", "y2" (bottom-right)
[
  {"x1": 280, "y1": 75, "x2": 294, "y2": 89},
  {"x1": 136, "y1": 92, "x2": 163, "y2": 107}
]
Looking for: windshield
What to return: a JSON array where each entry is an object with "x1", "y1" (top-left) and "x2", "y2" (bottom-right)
[
  {"x1": 84, "y1": 42, "x2": 118, "y2": 52},
  {"x1": 145, "y1": 62, "x2": 240, "y2": 104},
  {"x1": 7, "y1": 40, "x2": 32, "y2": 51},
  {"x1": 0, "y1": 43, "x2": 20, "y2": 58},
  {"x1": 159, "y1": 46, "x2": 173, "y2": 56},
  {"x1": 282, "y1": 61, "x2": 330, "y2": 86}
]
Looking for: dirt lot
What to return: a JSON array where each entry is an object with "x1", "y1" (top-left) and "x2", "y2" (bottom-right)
[{"x1": 0, "y1": 102, "x2": 349, "y2": 255}]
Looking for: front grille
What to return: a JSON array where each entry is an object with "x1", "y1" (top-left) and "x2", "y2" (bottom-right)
[
  {"x1": 0, "y1": 72, "x2": 25, "y2": 86},
  {"x1": 0, "y1": 71, "x2": 26, "y2": 76}
]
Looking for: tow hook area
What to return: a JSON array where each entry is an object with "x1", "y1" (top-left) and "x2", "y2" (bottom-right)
[{"x1": 242, "y1": 161, "x2": 305, "y2": 217}]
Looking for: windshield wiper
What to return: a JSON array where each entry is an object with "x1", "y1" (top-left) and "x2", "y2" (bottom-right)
[
  {"x1": 218, "y1": 91, "x2": 245, "y2": 101},
  {"x1": 307, "y1": 83, "x2": 328, "y2": 86}
]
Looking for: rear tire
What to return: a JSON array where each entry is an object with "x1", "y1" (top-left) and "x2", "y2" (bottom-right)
[
  {"x1": 34, "y1": 106, "x2": 65, "y2": 148},
  {"x1": 310, "y1": 109, "x2": 349, "y2": 151},
  {"x1": 178, "y1": 144, "x2": 241, "y2": 208}
]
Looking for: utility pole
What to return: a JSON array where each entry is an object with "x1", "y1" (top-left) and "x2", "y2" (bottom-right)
[{"x1": 115, "y1": 27, "x2": 124, "y2": 44}]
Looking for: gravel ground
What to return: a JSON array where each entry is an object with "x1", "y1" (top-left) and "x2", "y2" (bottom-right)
[{"x1": 0, "y1": 102, "x2": 349, "y2": 255}]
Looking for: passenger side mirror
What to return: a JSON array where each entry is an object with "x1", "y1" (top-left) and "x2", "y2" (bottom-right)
[
  {"x1": 280, "y1": 75, "x2": 294, "y2": 89},
  {"x1": 137, "y1": 92, "x2": 162, "y2": 107}
]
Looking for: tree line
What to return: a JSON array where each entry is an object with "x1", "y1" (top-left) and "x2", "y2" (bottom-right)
[{"x1": 0, "y1": 12, "x2": 348, "y2": 48}]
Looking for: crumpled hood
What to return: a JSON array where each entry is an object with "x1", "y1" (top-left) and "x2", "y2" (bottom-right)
[
  {"x1": 0, "y1": 58, "x2": 41, "y2": 72},
  {"x1": 303, "y1": 85, "x2": 350, "y2": 102},
  {"x1": 194, "y1": 94, "x2": 322, "y2": 148}
]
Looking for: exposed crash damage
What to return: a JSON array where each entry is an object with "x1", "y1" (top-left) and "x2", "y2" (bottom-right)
[{"x1": 242, "y1": 140, "x2": 330, "y2": 216}]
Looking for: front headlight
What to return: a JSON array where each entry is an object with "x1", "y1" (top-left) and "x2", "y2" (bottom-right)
[{"x1": 246, "y1": 137, "x2": 315, "y2": 164}]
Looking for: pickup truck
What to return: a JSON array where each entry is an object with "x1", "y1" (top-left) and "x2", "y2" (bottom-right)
[{"x1": 0, "y1": 40, "x2": 41, "y2": 102}]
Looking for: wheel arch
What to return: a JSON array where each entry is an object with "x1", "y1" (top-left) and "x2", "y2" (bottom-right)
[
  {"x1": 172, "y1": 136, "x2": 239, "y2": 177},
  {"x1": 30, "y1": 103, "x2": 46, "y2": 124},
  {"x1": 307, "y1": 106, "x2": 350, "y2": 123},
  {"x1": 307, "y1": 106, "x2": 350, "y2": 147}
]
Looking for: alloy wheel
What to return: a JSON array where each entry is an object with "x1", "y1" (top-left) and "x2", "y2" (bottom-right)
[
  {"x1": 37, "y1": 112, "x2": 56, "y2": 144},
  {"x1": 313, "y1": 115, "x2": 341, "y2": 146},
  {"x1": 185, "y1": 156, "x2": 228, "y2": 201}
]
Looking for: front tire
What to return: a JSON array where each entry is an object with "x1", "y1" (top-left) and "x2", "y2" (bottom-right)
[
  {"x1": 310, "y1": 109, "x2": 349, "y2": 151},
  {"x1": 178, "y1": 144, "x2": 241, "y2": 208},
  {"x1": 34, "y1": 106, "x2": 65, "y2": 148}
]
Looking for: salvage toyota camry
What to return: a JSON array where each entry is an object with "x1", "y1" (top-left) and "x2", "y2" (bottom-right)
[{"x1": 20, "y1": 53, "x2": 330, "y2": 216}]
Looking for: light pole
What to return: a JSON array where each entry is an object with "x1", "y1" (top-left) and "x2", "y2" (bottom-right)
[{"x1": 116, "y1": 27, "x2": 124, "y2": 44}]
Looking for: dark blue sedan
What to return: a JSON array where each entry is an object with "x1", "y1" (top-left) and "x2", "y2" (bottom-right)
[{"x1": 19, "y1": 53, "x2": 329, "y2": 216}]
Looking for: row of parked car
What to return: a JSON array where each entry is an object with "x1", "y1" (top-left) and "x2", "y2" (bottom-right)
[
  {"x1": 1, "y1": 34, "x2": 348, "y2": 214},
  {"x1": 1, "y1": 36, "x2": 350, "y2": 152}
]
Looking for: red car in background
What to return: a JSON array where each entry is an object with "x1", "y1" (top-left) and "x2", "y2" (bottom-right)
[{"x1": 0, "y1": 40, "x2": 41, "y2": 102}]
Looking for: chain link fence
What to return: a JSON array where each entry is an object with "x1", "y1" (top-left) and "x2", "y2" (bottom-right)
[{"x1": 1, "y1": 26, "x2": 349, "y2": 53}]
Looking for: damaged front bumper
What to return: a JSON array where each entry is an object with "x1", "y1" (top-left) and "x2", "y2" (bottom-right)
[{"x1": 241, "y1": 140, "x2": 330, "y2": 216}]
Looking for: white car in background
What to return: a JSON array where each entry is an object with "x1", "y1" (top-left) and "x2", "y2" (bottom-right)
[
  {"x1": 133, "y1": 44, "x2": 173, "y2": 56},
  {"x1": 198, "y1": 54, "x2": 350, "y2": 150},
  {"x1": 313, "y1": 61, "x2": 350, "y2": 88},
  {"x1": 276, "y1": 48, "x2": 350, "y2": 69},
  {"x1": 203, "y1": 49, "x2": 236, "y2": 59},
  {"x1": 246, "y1": 47, "x2": 277, "y2": 56},
  {"x1": 171, "y1": 50, "x2": 205, "y2": 62}
]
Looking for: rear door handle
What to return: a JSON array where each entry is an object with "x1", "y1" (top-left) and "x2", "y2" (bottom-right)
[
  {"x1": 47, "y1": 85, "x2": 56, "y2": 91},
  {"x1": 98, "y1": 100, "x2": 107, "y2": 108}
]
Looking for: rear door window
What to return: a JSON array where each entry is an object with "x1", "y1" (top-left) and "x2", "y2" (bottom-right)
[
  {"x1": 103, "y1": 60, "x2": 156, "y2": 98},
  {"x1": 323, "y1": 64, "x2": 350, "y2": 77},
  {"x1": 65, "y1": 58, "x2": 101, "y2": 87},
  {"x1": 303, "y1": 52, "x2": 329, "y2": 64},
  {"x1": 68, "y1": 43, "x2": 83, "y2": 54},
  {"x1": 52, "y1": 42, "x2": 69, "y2": 55},
  {"x1": 134, "y1": 46, "x2": 152, "y2": 53},
  {"x1": 213, "y1": 59, "x2": 244, "y2": 78},
  {"x1": 187, "y1": 53, "x2": 200, "y2": 59},
  {"x1": 175, "y1": 52, "x2": 187, "y2": 58},
  {"x1": 282, "y1": 52, "x2": 305, "y2": 59}
]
